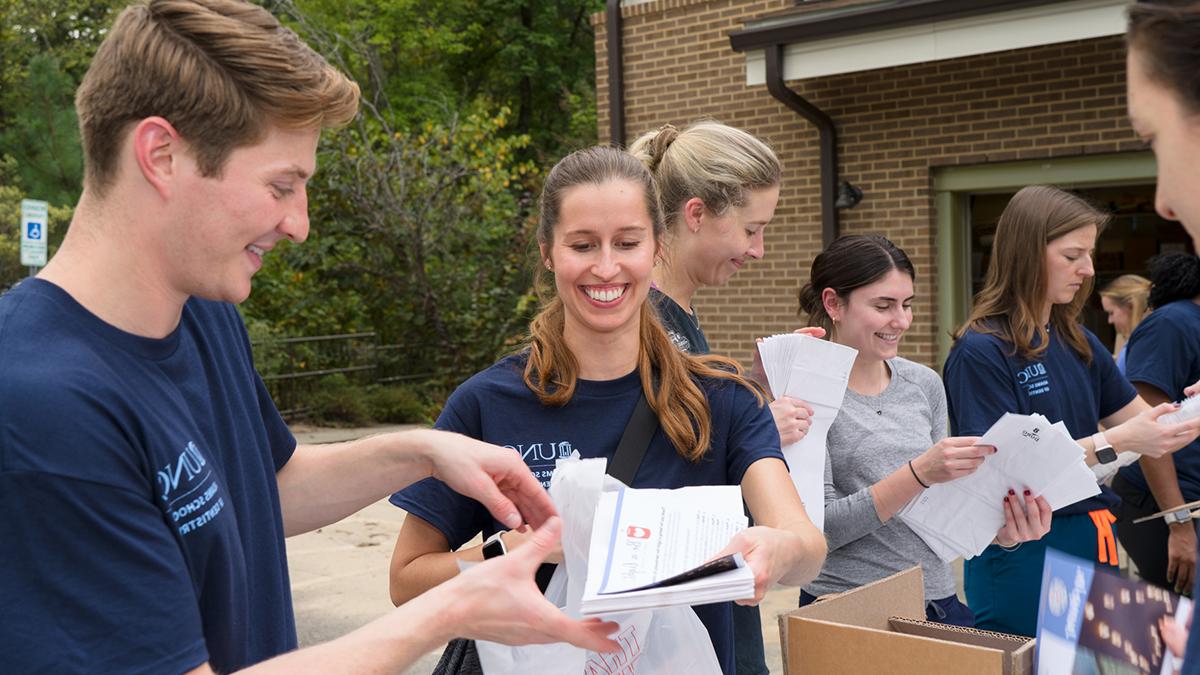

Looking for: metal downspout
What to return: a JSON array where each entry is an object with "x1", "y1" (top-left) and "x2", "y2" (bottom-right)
[
  {"x1": 606, "y1": 0, "x2": 625, "y2": 147},
  {"x1": 764, "y1": 43, "x2": 838, "y2": 246}
]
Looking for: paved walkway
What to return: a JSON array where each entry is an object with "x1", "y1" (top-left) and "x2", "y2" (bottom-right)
[{"x1": 288, "y1": 424, "x2": 809, "y2": 674}]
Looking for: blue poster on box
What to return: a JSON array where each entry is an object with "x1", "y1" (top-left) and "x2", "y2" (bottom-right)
[{"x1": 1036, "y1": 548, "x2": 1182, "y2": 674}]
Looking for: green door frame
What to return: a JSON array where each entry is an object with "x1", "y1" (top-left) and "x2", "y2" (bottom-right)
[{"x1": 933, "y1": 151, "x2": 1157, "y2": 368}]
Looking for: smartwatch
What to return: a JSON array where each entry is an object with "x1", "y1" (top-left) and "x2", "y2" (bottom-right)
[
  {"x1": 482, "y1": 530, "x2": 507, "y2": 559},
  {"x1": 1165, "y1": 509, "x2": 1193, "y2": 526},
  {"x1": 1092, "y1": 431, "x2": 1117, "y2": 465}
]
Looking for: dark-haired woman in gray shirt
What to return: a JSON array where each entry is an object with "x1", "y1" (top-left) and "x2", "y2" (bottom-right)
[{"x1": 795, "y1": 234, "x2": 1053, "y2": 626}]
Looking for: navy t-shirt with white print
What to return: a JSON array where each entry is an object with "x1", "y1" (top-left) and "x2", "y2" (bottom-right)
[
  {"x1": 391, "y1": 352, "x2": 783, "y2": 674},
  {"x1": 0, "y1": 279, "x2": 297, "y2": 674},
  {"x1": 943, "y1": 324, "x2": 1137, "y2": 515},
  {"x1": 1118, "y1": 300, "x2": 1200, "y2": 500},
  {"x1": 650, "y1": 287, "x2": 710, "y2": 355}
]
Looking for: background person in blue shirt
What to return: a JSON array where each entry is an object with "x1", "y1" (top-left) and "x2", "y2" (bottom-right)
[
  {"x1": 1114, "y1": 253, "x2": 1200, "y2": 595},
  {"x1": 1099, "y1": 274, "x2": 1151, "y2": 373},
  {"x1": 944, "y1": 185, "x2": 1200, "y2": 637},
  {"x1": 795, "y1": 234, "x2": 1051, "y2": 627},
  {"x1": 0, "y1": 2, "x2": 621, "y2": 673},
  {"x1": 389, "y1": 146, "x2": 827, "y2": 675}
]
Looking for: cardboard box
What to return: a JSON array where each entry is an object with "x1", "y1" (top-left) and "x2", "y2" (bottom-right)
[{"x1": 778, "y1": 567, "x2": 1035, "y2": 675}]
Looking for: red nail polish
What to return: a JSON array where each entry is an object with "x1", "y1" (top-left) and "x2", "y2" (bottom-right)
[
  {"x1": 1023, "y1": 489, "x2": 1031, "y2": 496},
  {"x1": 1008, "y1": 489, "x2": 1016, "y2": 496}
]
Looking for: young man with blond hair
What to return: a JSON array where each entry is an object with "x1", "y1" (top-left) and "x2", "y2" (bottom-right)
[{"x1": 0, "y1": 1, "x2": 617, "y2": 672}]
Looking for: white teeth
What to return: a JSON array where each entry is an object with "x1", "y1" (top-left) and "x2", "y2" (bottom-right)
[
  {"x1": 585, "y1": 286, "x2": 625, "y2": 303},
  {"x1": 877, "y1": 333, "x2": 899, "y2": 340},
  {"x1": 247, "y1": 245, "x2": 266, "y2": 256}
]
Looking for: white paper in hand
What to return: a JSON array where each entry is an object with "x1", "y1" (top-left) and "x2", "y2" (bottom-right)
[
  {"x1": 898, "y1": 413, "x2": 1099, "y2": 561},
  {"x1": 756, "y1": 333, "x2": 858, "y2": 532},
  {"x1": 580, "y1": 482, "x2": 754, "y2": 616}
]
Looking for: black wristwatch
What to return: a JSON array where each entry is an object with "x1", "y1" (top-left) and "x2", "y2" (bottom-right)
[
  {"x1": 1092, "y1": 432, "x2": 1117, "y2": 465},
  {"x1": 482, "y1": 530, "x2": 507, "y2": 559}
]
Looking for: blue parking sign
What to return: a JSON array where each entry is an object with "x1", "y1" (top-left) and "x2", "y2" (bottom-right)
[{"x1": 20, "y1": 199, "x2": 49, "y2": 267}]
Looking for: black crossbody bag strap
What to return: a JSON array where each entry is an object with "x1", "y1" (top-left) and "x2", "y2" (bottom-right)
[{"x1": 606, "y1": 389, "x2": 658, "y2": 485}]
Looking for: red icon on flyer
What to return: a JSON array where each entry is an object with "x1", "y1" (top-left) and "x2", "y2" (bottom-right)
[{"x1": 626, "y1": 526, "x2": 651, "y2": 539}]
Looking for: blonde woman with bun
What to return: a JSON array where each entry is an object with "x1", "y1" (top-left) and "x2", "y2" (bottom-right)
[{"x1": 629, "y1": 121, "x2": 816, "y2": 675}]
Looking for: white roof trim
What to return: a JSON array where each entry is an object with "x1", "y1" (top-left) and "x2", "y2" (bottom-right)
[{"x1": 744, "y1": 0, "x2": 1131, "y2": 86}]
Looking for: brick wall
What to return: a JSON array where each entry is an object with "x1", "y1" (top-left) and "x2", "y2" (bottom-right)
[{"x1": 595, "y1": 0, "x2": 1142, "y2": 369}]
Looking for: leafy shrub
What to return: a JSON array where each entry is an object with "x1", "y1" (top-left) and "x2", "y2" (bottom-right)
[
  {"x1": 307, "y1": 374, "x2": 371, "y2": 427},
  {"x1": 364, "y1": 384, "x2": 432, "y2": 424}
]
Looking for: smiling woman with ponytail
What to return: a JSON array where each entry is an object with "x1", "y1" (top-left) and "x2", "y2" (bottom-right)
[{"x1": 388, "y1": 146, "x2": 826, "y2": 675}]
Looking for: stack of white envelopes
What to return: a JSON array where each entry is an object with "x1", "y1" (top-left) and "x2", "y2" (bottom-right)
[
  {"x1": 898, "y1": 412, "x2": 1099, "y2": 561},
  {"x1": 579, "y1": 483, "x2": 755, "y2": 616},
  {"x1": 756, "y1": 333, "x2": 858, "y2": 532}
]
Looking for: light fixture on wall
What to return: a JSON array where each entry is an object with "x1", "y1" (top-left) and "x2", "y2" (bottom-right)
[{"x1": 835, "y1": 181, "x2": 863, "y2": 209}]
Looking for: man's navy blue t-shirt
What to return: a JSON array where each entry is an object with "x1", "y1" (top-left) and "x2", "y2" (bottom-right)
[
  {"x1": 1119, "y1": 300, "x2": 1200, "y2": 499},
  {"x1": 391, "y1": 353, "x2": 783, "y2": 674},
  {"x1": 0, "y1": 279, "x2": 297, "y2": 673},
  {"x1": 944, "y1": 325, "x2": 1136, "y2": 515}
]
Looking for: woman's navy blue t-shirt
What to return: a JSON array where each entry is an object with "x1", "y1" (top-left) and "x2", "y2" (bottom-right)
[
  {"x1": 944, "y1": 324, "x2": 1136, "y2": 515},
  {"x1": 391, "y1": 353, "x2": 783, "y2": 674}
]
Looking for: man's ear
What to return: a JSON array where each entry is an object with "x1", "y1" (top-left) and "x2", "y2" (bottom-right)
[{"x1": 132, "y1": 116, "x2": 183, "y2": 199}]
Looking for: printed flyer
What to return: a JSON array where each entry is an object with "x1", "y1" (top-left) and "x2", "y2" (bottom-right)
[{"x1": 1037, "y1": 548, "x2": 1180, "y2": 674}]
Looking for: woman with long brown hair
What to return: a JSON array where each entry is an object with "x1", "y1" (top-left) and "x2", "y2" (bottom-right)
[
  {"x1": 387, "y1": 146, "x2": 826, "y2": 674},
  {"x1": 943, "y1": 185, "x2": 1200, "y2": 637}
]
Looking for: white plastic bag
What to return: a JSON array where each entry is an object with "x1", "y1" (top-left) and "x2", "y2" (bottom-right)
[{"x1": 475, "y1": 456, "x2": 722, "y2": 675}]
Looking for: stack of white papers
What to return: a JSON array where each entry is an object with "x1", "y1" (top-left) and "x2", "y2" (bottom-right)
[
  {"x1": 756, "y1": 334, "x2": 858, "y2": 532},
  {"x1": 898, "y1": 412, "x2": 1100, "y2": 561},
  {"x1": 579, "y1": 483, "x2": 755, "y2": 616}
]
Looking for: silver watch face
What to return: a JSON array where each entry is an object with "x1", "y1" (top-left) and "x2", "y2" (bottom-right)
[{"x1": 1168, "y1": 510, "x2": 1192, "y2": 525}]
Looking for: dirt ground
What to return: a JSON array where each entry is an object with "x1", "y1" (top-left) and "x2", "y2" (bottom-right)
[{"x1": 287, "y1": 424, "x2": 802, "y2": 674}]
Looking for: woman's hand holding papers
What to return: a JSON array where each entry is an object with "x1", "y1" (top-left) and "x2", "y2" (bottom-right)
[
  {"x1": 1105, "y1": 402, "x2": 1200, "y2": 460},
  {"x1": 769, "y1": 397, "x2": 814, "y2": 446},
  {"x1": 712, "y1": 525, "x2": 807, "y2": 606},
  {"x1": 993, "y1": 490, "x2": 1052, "y2": 548},
  {"x1": 910, "y1": 437, "x2": 994, "y2": 485}
]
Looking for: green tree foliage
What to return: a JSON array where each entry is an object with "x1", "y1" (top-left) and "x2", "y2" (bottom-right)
[
  {"x1": 243, "y1": 2, "x2": 544, "y2": 380},
  {"x1": 0, "y1": 0, "x2": 117, "y2": 206},
  {"x1": 271, "y1": 0, "x2": 602, "y2": 160}
]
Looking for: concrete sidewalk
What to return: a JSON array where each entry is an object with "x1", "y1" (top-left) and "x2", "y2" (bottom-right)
[{"x1": 287, "y1": 424, "x2": 797, "y2": 674}]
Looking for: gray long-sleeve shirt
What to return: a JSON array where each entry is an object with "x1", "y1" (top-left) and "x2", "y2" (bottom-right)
[{"x1": 802, "y1": 356, "x2": 958, "y2": 601}]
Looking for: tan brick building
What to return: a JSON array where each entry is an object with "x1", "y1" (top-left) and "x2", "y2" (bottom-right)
[{"x1": 594, "y1": 0, "x2": 1186, "y2": 370}]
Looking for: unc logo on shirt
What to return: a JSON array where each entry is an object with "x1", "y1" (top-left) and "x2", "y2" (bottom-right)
[
  {"x1": 1016, "y1": 363, "x2": 1051, "y2": 397},
  {"x1": 506, "y1": 440, "x2": 574, "y2": 488},
  {"x1": 157, "y1": 441, "x2": 226, "y2": 536}
]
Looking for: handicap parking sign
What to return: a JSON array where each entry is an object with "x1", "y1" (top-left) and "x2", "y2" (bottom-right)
[{"x1": 20, "y1": 199, "x2": 49, "y2": 267}]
